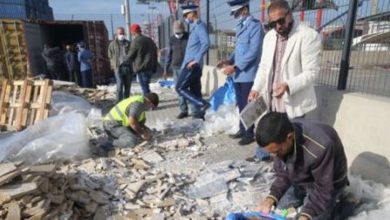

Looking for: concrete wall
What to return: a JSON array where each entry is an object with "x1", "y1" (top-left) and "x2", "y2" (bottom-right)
[
  {"x1": 308, "y1": 86, "x2": 390, "y2": 185},
  {"x1": 201, "y1": 65, "x2": 227, "y2": 95}
]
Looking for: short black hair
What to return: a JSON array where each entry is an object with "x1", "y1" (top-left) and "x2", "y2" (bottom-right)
[
  {"x1": 255, "y1": 112, "x2": 294, "y2": 147},
  {"x1": 268, "y1": 0, "x2": 291, "y2": 14}
]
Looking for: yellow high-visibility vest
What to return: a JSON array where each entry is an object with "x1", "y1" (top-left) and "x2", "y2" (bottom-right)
[{"x1": 104, "y1": 95, "x2": 146, "y2": 126}]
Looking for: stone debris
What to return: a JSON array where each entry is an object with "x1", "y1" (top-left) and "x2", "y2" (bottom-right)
[{"x1": 0, "y1": 85, "x2": 277, "y2": 219}]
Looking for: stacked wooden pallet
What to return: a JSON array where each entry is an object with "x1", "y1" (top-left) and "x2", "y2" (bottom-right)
[{"x1": 0, "y1": 79, "x2": 52, "y2": 131}]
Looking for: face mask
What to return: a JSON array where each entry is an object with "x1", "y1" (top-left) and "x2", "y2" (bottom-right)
[
  {"x1": 185, "y1": 18, "x2": 193, "y2": 24},
  {"x1": 237, "y1": 15, "x2": 246, "y2": 23},
  {"x1": 118, "y1": 34, "x2": 126, "y2": 41},
  {"x1": 175, "y1": 33, "x2": 184, "y2": 39}
]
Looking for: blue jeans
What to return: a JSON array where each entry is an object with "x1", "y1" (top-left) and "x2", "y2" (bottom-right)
[
  {"x1": 137, "y1": 71, "x2": 153, "y2": 94},
  {"x1": 172, "y1": 66, "x2": 194, "y2": 114},
  {"x1": 115, "y1": 66, "x2": 133, "y2": 102},
  {"x1": 175, "y1": 65, "x2": 207, "y2": 116},
  {"x1": 81, "y1": 69, "x2": 92, "y2": 88}
]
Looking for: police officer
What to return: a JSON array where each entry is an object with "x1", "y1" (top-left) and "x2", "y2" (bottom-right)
[
  {"x1": 175, "y1": 3, "x2": 210, "y2": 120},
  {"x1": 103, "y1": 93, "x2": 159, "y2": 148},
  {"x1": 218, "y1": 0, "x2": 264, "y2": 145}
]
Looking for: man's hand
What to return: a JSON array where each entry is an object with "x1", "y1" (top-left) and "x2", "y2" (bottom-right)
[
  {"x1": 297, "y1": 215, "x2": 310, "y2": 220},
  {"x1": 216, "y1": 60, "x2": 231, "y2": 69},
  {"x1": 255, "y1": 197, "x2": 275, "y2": 214},
  {"x1": 162, "y1": 71, "x2": 168, "y2": 80},
  {"x1": 141, "y1": 130, "x2": 151, "y2": 140},
  {"x1": 222, "y1": 65, "x2": 236, "y2": 76},
  {"x1": 187, "y1": 61, "x2": 198, "y2": 70},
  {"x1": 248, "y1": 90, "x2": 260, "y2": 102},
  {"x1": 273, "y1": 82, "x2": 289, "y2": 98}
]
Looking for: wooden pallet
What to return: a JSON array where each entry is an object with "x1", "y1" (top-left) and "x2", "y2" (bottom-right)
[{"x1": 0, "y1": 79, "x2": 53, "y2": 131}]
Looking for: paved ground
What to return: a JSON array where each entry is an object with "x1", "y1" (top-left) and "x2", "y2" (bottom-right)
[{"x1": 145, "y1": 85, "x2": 258, "y2": 173}]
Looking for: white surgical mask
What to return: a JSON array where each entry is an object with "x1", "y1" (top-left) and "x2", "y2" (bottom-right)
[
  {"x1": 175, "y1": 33, "x2": 184, "y2": 39},
  {"x1": 118, "y1": 34, "x2": 126, "y2": 41},
  {"x1": 185, "y1": 18, "x2": 193, "y2": 24}
]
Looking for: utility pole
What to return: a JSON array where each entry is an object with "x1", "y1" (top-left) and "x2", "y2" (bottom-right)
[
  {"x1": 338, "y1": 0, "x2": 358, "y2": 90},
  {"x1": 110, "y1": 14, "x2": 115, "y2": 40},
  {"x1": 124, "y1": 0, "x2": 131, "y2": 40},
  {"x1": 206, "y1": 0, "x2": 210, "y2": 65}
]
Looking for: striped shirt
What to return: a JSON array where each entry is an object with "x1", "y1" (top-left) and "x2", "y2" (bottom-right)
[{"x1": 270, "y1": 34, "x2": 288, "y2": 113}]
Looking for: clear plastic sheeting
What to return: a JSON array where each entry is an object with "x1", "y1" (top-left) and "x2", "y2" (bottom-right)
[
  {"x1": 348, "y1": 175, "x2": 390, "y2": 219},
  {"x1": 0, "y1": 112, "x2": 90, "y2": 164},
  {"x1": 201, "y1": 104, "x2": 239, "y2": 137},
  {"x1": 50, "y1": 91, "x2": 92, "y2": 116}
]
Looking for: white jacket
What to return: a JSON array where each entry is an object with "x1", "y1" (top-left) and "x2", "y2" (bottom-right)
[{"x1": 252, "y1": 22, "x2": 321, "y2": 118}]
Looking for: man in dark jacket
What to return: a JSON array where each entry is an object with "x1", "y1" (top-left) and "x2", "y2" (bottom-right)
[
  {"x1": 126, "y1": 24, "x2": 158, "y2": 95},
  {"x1": 255, "y1": 112, "x2": 349, "y2": 220},
  {"x1": 64, "y1": 45, "x2": 80, "y2": 84},
  {"x1": 108, "y1": 27, "x2": 132, "y2": 102},
  {"x1": 164, "y1": 20, "x2": 193, "y2": 119}
]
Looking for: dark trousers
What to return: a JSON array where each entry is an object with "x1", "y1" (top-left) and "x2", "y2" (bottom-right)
[
  {"x1": 115, "y1": 66, "x2": 133, "y2": 102},
  {"x1": 234, "y1": 82, "x2": 254, "y2": 138},
  {"x1": 67, "y1": 68, "x2": 80, "y2": 84},
  {"x1": 175, "y1": 66, "x2": 206, "y2": 115},
  {"x1": 81, "y1": 69, "x2": 93, "y2": 88},
  {"x1": 137, "y1": 71, "x2": 153, "y2": 95}
]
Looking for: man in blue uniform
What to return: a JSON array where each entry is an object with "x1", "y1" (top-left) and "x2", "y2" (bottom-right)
[
  {"x1": 175, "y1": 4, "x2": 210, "y2": 120},
  {"x1": 219, "y1": 0, "x2": 264, "y2": 145}
]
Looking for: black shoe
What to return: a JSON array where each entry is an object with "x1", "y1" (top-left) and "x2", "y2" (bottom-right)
[
  {"x1": 201, "y1": 102, "x2": 211, "y2": 113},
  {"x1": 193, "y1": 111, "x2": 205, "y2": 121},
  {"x1": 177, "y1": 112, "x2": 189, "y2": 119},
  {"x1": 238, "y1": 136, "x2": 255, "y2": 145},
  {"x1": 229, "y1": 131, "x2": 244, "y2": 139}
]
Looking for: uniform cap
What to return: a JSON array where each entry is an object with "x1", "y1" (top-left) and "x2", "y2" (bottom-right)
[
  {"x1": 228, "y1": 0, "x2": 249, "y2": 15},
  {"x1": 181, "y1": 4, "x2": 198, "y2": 16}
]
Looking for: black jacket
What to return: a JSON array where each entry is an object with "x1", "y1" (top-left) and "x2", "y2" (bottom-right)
[
  {"x1": 127, "y1": 35, "x2": 158, "y2": 73},
  {"x1": 268, "y1": 119, "x2": 349, "y2": 219},
  {"x1": 165, "y1": 32, "x2": 189, "y2": 71}
]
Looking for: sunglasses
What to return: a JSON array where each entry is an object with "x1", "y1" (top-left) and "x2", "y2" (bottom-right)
[{"x1": 268, "y1": 17, "x2": 286, "y2": 29}]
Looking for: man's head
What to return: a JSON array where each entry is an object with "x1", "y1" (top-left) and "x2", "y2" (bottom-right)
[
  {"x1": 173, "y1": 20, "x2": 185, "y2": 38},
  {"x1": 130, "y1": 24, "x2": 142, "y2": 37},
  {"x1": 255, "y1": 112, "x2": 295, "y2": 159},
  {"x1": 267, "y1": 0, "x2": 294, "y2": 36},
  {"x1": 144, "y1": 93, "x2": 159, "y2": 109},
  {"x1": 116, "y1": 27, "x2": 126, "y2": 41},
  {"x1": 228, "y1": 0, "x2": 250, "y2": 19},
  {"x1": 182, "y1": 4, "x2": 199, "y2": 24},
  {"x1": 66, "y1": 45, "x2": 72, "y2": 51},
  {"x1": 77, "y1": 42, "x2": 85, "y2": 49}
]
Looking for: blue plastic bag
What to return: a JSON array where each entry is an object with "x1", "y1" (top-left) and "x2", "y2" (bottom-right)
[
  {"x1": 158, "y1": 80, "x2": 175, "y2": 88},
  {"x1": 225, "y1": 211, "x2": 287, "y2": 220},
  {"x1": 209, "y1": 77, "x2": 236, "y2": 111}
]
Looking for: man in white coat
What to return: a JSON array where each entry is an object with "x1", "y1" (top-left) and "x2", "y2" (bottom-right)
[{"x1": 248, "y1": 0, "x2": 321, "y2": 161}]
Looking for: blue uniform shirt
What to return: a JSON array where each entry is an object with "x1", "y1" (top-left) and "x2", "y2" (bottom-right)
[
  {"x1": 230, "y1": 16, "x2": 264, "y2": 83},
  {"x1": 78, "y1": 48, "x2": 93, "y2": 72},
  {"x1": 181, "y1": 20, "x2": 210, "y2": 69}
]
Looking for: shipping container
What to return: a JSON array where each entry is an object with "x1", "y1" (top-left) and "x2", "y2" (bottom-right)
[
  {"x1": 0, "y1": 19, "x2": 112, "y2": 86},
  {"x1": 0, "y1": 0, "x2": 54, "y2": 20}
]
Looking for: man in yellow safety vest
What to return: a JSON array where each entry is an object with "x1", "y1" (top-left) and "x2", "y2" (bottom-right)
[{"x1": 103, "y1": 93, "x2": 159, "y2": 148}]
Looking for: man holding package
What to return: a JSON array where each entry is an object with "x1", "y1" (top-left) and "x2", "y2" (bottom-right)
[
  {"x1": 255, "y1": 112, "x2": 349, "y2": 220},
  {"x1": 218, "y1": 0, "x2": 264, "y2": 145}
]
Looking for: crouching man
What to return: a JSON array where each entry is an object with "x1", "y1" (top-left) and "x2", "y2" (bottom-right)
[
  {"x1": 256, "y1": 112, "x2": 349, "y2": 220},
  {"x1": 103, "y1": 93, "x2": 159, "y2": 148}
]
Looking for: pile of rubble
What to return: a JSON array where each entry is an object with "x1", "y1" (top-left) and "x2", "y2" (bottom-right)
[{"x1": 0, "y1": 132, "x2": 275, "y2": 220}]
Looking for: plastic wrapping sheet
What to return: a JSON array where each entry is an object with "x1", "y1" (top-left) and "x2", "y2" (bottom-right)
[
  {"x1": 50, "y1": 91, "x2": 92, "y2": 116},
  {"x1": 0, "y1": 112, "x2": 90, "y2": 164}
]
